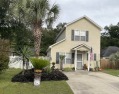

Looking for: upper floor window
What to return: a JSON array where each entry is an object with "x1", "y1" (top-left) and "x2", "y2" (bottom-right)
[
  {"x1": 72, "y1": 30, "x2": 89, "y2": 41},
  {"x1": 74, "y1": 30, "x2": 86, "y2": 41}
]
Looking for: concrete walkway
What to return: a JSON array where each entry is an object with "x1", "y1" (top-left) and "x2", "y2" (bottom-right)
[{"x1": 64, "y1": 71, "x2": 119, "y2": 94}]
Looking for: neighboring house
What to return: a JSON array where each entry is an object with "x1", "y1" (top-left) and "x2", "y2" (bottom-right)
[
  {"x1": 47, "y1": 15, "x2": 102, "y2": 71},
  {"x1": 101, "y1": 46, "x2": 119, "y2": 59}
]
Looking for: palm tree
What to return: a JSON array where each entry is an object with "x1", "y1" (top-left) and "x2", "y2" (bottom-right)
[
  {"x1": 26, "y1": 0, "x2": 59, "y2": 57},
  {"x1": 10, "y1": 0, "x2": 59, "y2": 57}
]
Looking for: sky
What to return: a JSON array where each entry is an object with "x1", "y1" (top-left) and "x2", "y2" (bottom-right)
[{"x1": 50, "y1": 0, "x2": 119, "y2": 29}]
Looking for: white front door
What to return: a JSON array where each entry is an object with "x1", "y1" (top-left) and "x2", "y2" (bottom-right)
[{"x1": 77, "y1": 54, "x2": 83, "y2": 69}]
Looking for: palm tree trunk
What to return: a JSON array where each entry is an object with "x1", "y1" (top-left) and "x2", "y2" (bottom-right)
[
  {"x1": 33, "y1": 24, "x2": 42, "y2": 57},
  {"x1": 22, "y1": 55, "x2": 25, "y2": 75}
]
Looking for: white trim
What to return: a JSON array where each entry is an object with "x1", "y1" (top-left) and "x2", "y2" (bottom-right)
[
  {"x1": 73, "y1": 43, "x2": 91, "y2": 50},
  {"x1": 88, "y1": 51, "x2": 90, "y2": 71},
  {"x1": 66, "y1": 15, "x2": 102, "y2": 30},
  {"x1": 74, "y1": 50, "x2": 77, "y2": 71}
]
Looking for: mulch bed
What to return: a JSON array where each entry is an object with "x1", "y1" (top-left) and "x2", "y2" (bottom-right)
[{"x1": 11, "y1": 69, "x2": 68, "y2": 82}]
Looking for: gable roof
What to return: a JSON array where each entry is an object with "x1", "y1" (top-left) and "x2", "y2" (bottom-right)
[
  {"x1": 55, "y1": 15, "x2": 102, "y2": 41},
  {"x1": 101, "y1": 46, "x2": 119, "y2": 57},
  {"x1": 55, "y1": 27, "x2": 66, "y2": 41},
  {"x1": 72, "y1": 43, "x2": 91, "y2": 50},
  {"x1": 66, "y1": 15, "x2": 102, "y2": 30}
]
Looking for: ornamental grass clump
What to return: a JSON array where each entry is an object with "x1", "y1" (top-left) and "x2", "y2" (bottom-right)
[{"x1": 30, "y1": 58, "x2": 50, "y2": 70}]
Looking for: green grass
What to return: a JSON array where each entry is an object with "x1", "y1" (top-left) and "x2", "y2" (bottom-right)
[
  {"x1": 102, "y1": 69, "x2": 119, "y2": 76},
  {"x1": 0, "y1": 69, "x2": 73, "y2": 94},
  {"x1": 63, "y1": 67, "x2": 74, "y2": 72}
]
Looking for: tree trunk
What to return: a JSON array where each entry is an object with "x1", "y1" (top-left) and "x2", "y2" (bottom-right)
[
  {"x1": 33, "y1": 24, "x2": 42, "y2": 57},
  {"x1": 22, "y1": 55, "x2": 25, "y2": 75},
  {"x1": 60, "y1": 61, "x2": 63, "y2": 70}
]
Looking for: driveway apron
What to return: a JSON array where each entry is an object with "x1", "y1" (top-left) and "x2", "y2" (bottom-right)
[{"x1": 64, "y1": 70, "x2": 119, "y2": 94}]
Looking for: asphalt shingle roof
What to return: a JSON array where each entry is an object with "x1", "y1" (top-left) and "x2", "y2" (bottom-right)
[{"x1": 101, "y1": 46, "x2": 119, "y2": 57}]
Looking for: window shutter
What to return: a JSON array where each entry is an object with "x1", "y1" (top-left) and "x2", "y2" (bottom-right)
[
  {"x1": 71, "y1": 30, "x2": 74, "y2": 41},
  {"x1": 72, "y1": 53, "x2": 74, "y2": 64},
  {"x1": 86, "y1": 31, "x2": 89, "y2": 42},
  {"x1": 56, "y1": 52, "x2": 59, "y2": 64},
  {"x1": 94, "y1": 53, "x2": 96, "y2": 61}
]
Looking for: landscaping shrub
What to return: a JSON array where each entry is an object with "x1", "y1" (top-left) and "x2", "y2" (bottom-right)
[
  {"x1": 0, "y1": 39, "x2": 9, "y2": 73},
  {"x1": 30, "y1": 58, "x2": 50, "y2": 69},
  {"x1": 0, "y1": 55, "x2": 9, "y2": 72},
  {"x1": 12, "y1": 69, "x2": 68, "y2": 82},
  {"x1": 83, "y1": 64, "x2": 87, "y2": 70}
]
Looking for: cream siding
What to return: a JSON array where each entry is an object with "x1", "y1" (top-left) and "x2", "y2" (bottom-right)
[{"x1": 49, "y1": 17, "x2": 101, "y2": 69}]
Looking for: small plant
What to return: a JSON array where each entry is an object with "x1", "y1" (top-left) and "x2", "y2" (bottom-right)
[
  {"x1": 30, "y1": 58, "x2": 50, "y2": 86},
  {"x1": 44, "y1": 66, "x2": 52, "y2": 74},
  {"x1": 72, "y1": 67, "x2": 75, "y2": 71},
  {"x1": 83, "y1": 64, "x2": 87, "y2": 70},
  {"x1": 51, "y1": 62, "x2": 55, "y2": 70},
  {"x1": 30, "y1": 58, "x2": 50, "y2": 70}
]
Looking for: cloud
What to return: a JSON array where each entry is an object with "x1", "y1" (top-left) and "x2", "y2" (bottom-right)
[{"x1": 51, "y1": 0, "x2": 119, "y2": 28}]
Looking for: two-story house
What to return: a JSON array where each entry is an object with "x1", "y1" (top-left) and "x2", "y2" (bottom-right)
[{"x1": 47, "y1": 16, "x2": 102, "y2": 71}]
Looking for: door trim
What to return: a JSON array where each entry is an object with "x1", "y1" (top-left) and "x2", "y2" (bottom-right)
[{"x1": 77, "y1": 53, "x2": 83, "y2": 69}]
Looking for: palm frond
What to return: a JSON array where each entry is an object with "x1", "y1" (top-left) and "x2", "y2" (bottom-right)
[{"x1": 46, "y1": 4, "x2": 60, "y2": 28}]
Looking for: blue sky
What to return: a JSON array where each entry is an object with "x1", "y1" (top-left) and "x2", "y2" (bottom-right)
[{"x1": 50, "y1": 0, "x2": 119, "y2": 29}]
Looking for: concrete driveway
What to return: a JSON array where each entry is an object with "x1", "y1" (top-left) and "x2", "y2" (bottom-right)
[{"x1": 64, "y1": 71, "x2": 119, "y2": 94}]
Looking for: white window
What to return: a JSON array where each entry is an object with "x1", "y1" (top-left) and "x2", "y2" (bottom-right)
[
  {"x1": 80, "y1": 31, "x2": 86, "y2": 41},
  {"x1": 65, "y1": 53, "x2": 72, "y2": 64},
  {"x1": 74, "y1": 30, "x2": 80, "y2": 36},
  {"x1": 74, "y1": 30, "x2": 86, "y2": 41},
  {"x1": 74, "y1": 30, "x2": 80, "y2": 41},
  {"x1": 59, "y1": 52, "x2": 65, "y2": 64},
  {"x1": 59, "y1": 52, "x2": 72, "y2": 64}
]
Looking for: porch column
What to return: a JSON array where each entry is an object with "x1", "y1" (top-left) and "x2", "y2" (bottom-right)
[
  {"x1": 88, "y1": 51, "x2": 90, "y2": 71},
  {"x1": 74, "y1": 49, "x2": 77, "y2": 71}
]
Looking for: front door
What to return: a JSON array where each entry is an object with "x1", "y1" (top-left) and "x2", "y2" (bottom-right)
[{"x1": 77, "y1": 54, "x2": 83, "y2": 69}]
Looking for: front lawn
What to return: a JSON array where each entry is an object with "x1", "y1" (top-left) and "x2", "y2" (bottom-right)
[
  {"x1": 0, "y1": 69, "x2": 73, "y2": 94},
  {"x1": 102, "y1": 69, "x2": 119, "y2": 76}
]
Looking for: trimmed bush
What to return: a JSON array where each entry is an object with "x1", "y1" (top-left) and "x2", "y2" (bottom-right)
[
  {"x1": 12, "y1": 69, "x2": 68, "y2": 82},
  {"x1": 30, "y1": 58, "x2": 50, "y2": 69}
]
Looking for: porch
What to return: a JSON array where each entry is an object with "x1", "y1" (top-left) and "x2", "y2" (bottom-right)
[{"x1": 72, "y1": 44, "x2": 92, "y2": 71}]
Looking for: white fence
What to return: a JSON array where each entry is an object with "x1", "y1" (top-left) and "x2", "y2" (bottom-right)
[
  {"x1": 9, "y1": 56, "x2": 49, "y2": 69},
  {"x1": 9, "y1": 56, "x2": 33, "y2": 69}
]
